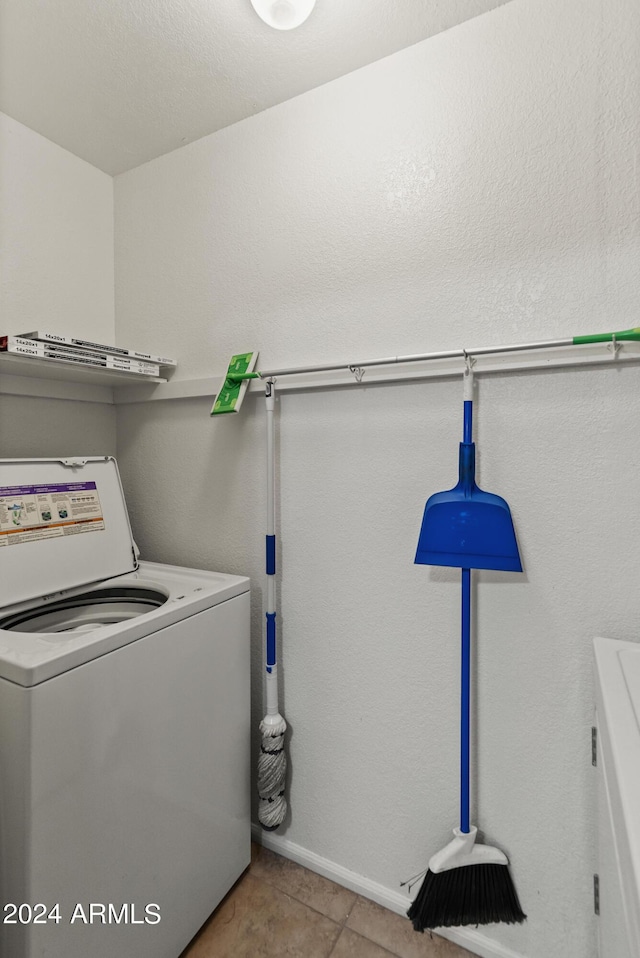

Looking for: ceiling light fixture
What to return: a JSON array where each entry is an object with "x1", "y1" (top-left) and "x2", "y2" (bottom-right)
[{"x1": 250, "y1": 0, "x2": 316, "y2": 31}]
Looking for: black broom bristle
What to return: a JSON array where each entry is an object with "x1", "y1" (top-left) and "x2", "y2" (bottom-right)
[{"x1": 407, "y1": 863, "x2": 526, "y2": 931}]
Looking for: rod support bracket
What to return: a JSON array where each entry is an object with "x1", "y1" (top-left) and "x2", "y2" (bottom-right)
[
  {"x1": 349, "y1": 365, "x2": 366, "y2": 383},
  {"x1": 462, "y1": 349, "x2": 476, "y2": 372},
  {"x1": 608, "y1": 334, "x2": 621, "y2": 360}
]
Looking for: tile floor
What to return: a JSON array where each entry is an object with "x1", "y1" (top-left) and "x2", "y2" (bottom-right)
[{"x1": 179, "y1": 844, "x2": 475, "y2": 958}]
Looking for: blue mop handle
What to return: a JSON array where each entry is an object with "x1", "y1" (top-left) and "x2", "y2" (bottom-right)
[
  {"x1": 266, "y1": 535, "x2": 276, "y2": 673},
  {"x1": 460, "y1": 388, "x2": 473, "y2": 834},
  {"x1": 265, "y1": 382, "x2": 278, "y2": 686}
]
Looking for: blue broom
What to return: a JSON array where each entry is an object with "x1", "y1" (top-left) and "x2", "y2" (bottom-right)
[{"x1": 408, "y1": 364, "x2": 525, "y2": 930}]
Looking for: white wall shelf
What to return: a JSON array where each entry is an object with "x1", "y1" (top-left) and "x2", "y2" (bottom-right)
[{"x1": 0, "y1": 353, "x2": 168, "y2": 404}]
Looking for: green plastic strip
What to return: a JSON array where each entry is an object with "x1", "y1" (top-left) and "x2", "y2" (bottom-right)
[
  {"x1": 210, "y1": 352, "x2": 258, "y2": 415},
  {"x1": 573, "y1": 327, "x2": 640, "y2": 345}
]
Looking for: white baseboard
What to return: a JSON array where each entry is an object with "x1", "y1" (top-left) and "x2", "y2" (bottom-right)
[{"x1": 252, "y1": 824, "x2": 526, "y2": 958}]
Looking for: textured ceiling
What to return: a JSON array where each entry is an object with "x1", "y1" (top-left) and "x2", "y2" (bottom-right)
[{"x1": 0, "y1": 0, "x2": 509, "y2": 175}]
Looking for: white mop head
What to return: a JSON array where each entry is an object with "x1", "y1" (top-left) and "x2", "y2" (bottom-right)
[{"x1": 258, "y1": 713, "x2": 287, "y2": 830}]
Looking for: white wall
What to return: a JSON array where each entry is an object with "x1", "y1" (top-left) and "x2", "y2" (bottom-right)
[
  {"x1": 114, "y1": 0, "x2": 640, "y2": 955},
  {"x1": 0, "y1": 112, "x2": 116, "y2": 456},
  {"x1": 0, "y1": 394, "x2": 116, "y2": 458},
  {"x1": 0, "y1": 112, "x2": 115, "y2": 341}
]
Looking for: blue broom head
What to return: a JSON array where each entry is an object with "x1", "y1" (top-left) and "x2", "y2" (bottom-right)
[{"x1": 415, "y1": 445, "x2": 522, "y2": 572}]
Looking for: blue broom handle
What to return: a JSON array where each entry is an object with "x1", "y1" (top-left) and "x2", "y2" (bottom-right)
[
  {"x1": 461, "y1": 567, "x2": 471, "y2": 834},
  {"x1": 461, "y1": 372, "x2": 473, "y2": 833},
  {"x1": 463, "y1": 399, "x2": 473, "y2": 444}
]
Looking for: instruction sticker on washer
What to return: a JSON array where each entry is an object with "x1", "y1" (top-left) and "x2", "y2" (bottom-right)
[{"x1": 0, "y1": 481, "x2": 105, "y2": 546}]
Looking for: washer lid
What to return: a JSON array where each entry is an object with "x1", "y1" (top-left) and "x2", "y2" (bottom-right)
[{"x1": 0, "y1": 457, "x2": 138, "y2": 608}]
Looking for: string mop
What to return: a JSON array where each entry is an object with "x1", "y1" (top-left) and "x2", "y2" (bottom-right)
[{"x1": 257, "y1": 379, "x2": 288, "y2": 830}]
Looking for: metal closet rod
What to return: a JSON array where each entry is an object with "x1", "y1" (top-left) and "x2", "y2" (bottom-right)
[{"x1": 230, "y1": 328, "x2": 640, "y2": 382}]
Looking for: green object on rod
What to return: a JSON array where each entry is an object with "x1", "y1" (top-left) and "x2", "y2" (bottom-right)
[
  {"x1": 210, "y1": 352, "x2": 259, "y2": 415},
  {"x1": 211, "y1": 329, "x2": 640, "y2": 412},
  {"x1": 573, "y1": 327, "x2": 640, "y2": 345}
]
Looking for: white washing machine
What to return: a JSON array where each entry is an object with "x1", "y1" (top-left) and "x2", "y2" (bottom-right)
[
  {"x1": 594, "y1": 636, "x2": 640, "y2": 958},
  {"x1": 0, "y1": 456, "x2": 251, "y2": 958}
]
